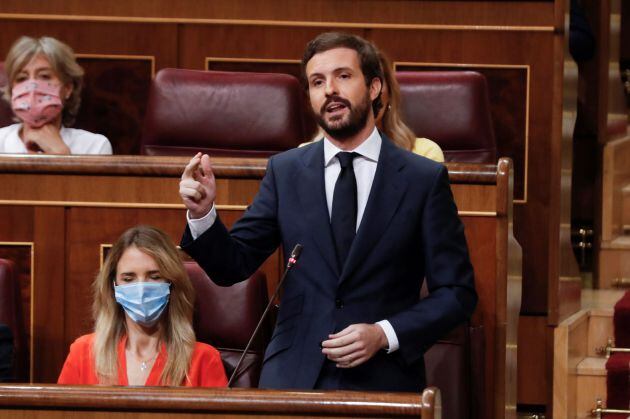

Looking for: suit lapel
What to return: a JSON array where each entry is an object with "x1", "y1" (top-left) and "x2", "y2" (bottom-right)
[
  {"x1": 296, "y1": 141, "x2": 340, "y2": 277},
  {"x1": 340, "y1": 136, "x2": 409, "y2": 284}
]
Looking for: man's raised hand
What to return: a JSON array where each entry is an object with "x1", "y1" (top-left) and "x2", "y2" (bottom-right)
[{"x1": 179, "y1": 153, "x2": 216, "y2": 219}]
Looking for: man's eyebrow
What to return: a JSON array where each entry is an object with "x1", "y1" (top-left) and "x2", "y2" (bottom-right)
[{"x1": 333, "y1": 66, "x2": 354, "y2": 73}]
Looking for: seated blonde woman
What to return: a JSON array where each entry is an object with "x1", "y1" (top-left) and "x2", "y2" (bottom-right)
[
  {"x1": 301, "y1": 50, "x2": 444, "y2": 163},
  {"x1": 1, "y1": 36, "x2": 111, "y2": 154},
  {"x1": 58, "y1": 225, "x2": 227, "y2": 387}
]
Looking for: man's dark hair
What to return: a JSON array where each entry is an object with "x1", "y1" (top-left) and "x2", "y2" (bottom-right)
[{"x1": 301, "y1": 32, "x2": 383, "y2": 116}]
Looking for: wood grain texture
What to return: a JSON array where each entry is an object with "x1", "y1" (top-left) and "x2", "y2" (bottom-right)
[
  {"x1": 0, "y1": 384, "x2": 437, "y2": 418},
  {"x1": 0, "y1": 0, "x2": 556, "y2": 26}
]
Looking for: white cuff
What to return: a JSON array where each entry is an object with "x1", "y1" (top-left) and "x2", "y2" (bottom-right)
[
  {"x1": 186, "y1": 205, "x2": 217, "y2": 240},
  {"x1": 375, "y1": 320, "x2": 399, "y2": 353}
]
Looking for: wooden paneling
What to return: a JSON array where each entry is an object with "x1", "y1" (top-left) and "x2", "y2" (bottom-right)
[
  {"x1": 518, "y1": 316, "x2": 548, "y2": 405},
  {"x1": 32, "y1": 206, "x2": 65, "y2": 383},
  {"x1": 178, "y1": 25, "x2": 333, "y2": 71},
  {"x1": 0, "y1": 1, "x2": 556, "y2": 26}
]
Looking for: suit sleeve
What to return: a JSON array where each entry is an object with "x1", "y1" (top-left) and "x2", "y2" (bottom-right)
[
  {"x1": 388, "y1": 165, "x2": 478, "y2": 365},
  {"x1": 181, "y1": 158, "x2": 281, "y2": 286}
]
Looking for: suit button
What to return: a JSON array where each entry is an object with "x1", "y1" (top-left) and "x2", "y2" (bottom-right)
[{"x1": 335, "y1": 299, "x2": 343, "y2": 309}]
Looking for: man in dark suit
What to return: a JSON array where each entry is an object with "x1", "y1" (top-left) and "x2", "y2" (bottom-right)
[
  {"x1": 179, "y1": 32, "x2": 477, "y2": 391},
  {"x1": 0, "y1": 324, "x2": 13, "y2": 382}
]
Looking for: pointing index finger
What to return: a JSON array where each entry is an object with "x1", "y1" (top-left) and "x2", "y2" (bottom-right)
[{"x1": 182, "y1": 153, "x2": 202, "y2": 179}]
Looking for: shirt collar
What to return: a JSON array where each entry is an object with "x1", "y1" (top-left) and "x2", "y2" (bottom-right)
[{"x1": 323, "y1": 127, "x2": 381, "y2": 167}]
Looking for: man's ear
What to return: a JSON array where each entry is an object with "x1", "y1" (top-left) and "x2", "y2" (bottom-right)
[{"x1": 369, "y1": 77, "x2": 382, "y2": 101}]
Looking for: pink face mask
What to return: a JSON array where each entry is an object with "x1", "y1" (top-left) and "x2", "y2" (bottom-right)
[{"x1": 11, "y1": 80, "x2": 63, "y2": 128}]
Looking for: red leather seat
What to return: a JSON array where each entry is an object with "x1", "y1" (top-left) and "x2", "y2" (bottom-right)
[
  {"x1": 0, "y1": 258, "x2": 26, "y2": 382},
  {"x1": 184, "y1": 261, "x2": 271, "y2": 388},
  {"x1": 424, "y1": 324, "x2": 485, "y2": 419},
  {"x1": 397, "y1": 71, "x2": 497, "y2": 163},
  {"x1": 141, "y1": 68, "x2": 310, "y2": 157}
]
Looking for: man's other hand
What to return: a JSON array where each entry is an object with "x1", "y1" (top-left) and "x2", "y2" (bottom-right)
[{"x1": 321, "y1": 323, "x2": 388, "y2": 368}]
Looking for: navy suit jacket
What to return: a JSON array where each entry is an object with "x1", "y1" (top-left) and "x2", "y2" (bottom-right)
[{"x1": 182, "y1": 135, "x2": 477, "y2": 392}]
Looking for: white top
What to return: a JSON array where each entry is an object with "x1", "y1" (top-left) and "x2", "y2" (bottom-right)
[
  {"x1": 322, "y1": 127, "x2": 380, "y2": 231},
  {"x1": 0, "y1": 123, "x2": 112, "y2": 155},
  {"x1": 187, "y1": 127, "x2": 399, "y2": 353}
]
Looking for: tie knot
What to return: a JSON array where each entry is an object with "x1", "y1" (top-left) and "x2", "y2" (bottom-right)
[{"x1": 336, "y1": 152, "x2": 358, "y2": 169}]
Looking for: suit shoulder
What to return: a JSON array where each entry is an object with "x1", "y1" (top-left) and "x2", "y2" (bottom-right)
[
  {"x1": 269, "y1": 142, "x2": 318, "y2": 167},
  {"x1": 398, "y1": 146, "x2": 445, "y2": 178}
]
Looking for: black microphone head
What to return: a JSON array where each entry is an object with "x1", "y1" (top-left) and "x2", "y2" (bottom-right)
[{"x1": 290, "y1": 244, "x2": 303, "y2": 260}]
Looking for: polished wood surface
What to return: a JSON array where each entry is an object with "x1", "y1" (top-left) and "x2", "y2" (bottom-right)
[
  {"x1": 0, "y1": 155, "x2": 518, "y2": 419},
  {"x1": 0, "y1": 384, "x2": 439, "y2": 419},
  {"x1": 552, "y1": 291, "x2": 622, "y2": 419},
  {"x1": 598, "y1": 135, "x2": 630, "y2": 288}
]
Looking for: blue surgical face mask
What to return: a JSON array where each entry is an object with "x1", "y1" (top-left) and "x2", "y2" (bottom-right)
[{"x1": 114, "y1": 282, "x2": 171, "y2": 327}]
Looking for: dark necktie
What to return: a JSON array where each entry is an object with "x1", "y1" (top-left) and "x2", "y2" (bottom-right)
[{"x1": 331, "y1": 152, "x2": 359, "y2": 270}]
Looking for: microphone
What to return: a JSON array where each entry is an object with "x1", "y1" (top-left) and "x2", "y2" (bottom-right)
[{"x1": 227, "y1": 244, "x2": 303, "y2": 387}]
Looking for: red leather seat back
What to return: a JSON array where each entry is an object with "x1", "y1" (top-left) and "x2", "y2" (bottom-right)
[
  {"x1": 0, "y1": 63, "x2": 15, "y2": 128},
  {"x1": 397, "y1": 71, "x2": 497, "y2": 163},
  {"x1": 141, "y1": 68, "x2": 309, "y2": 156},
  {"x1": 0, "y1": 258, "x2": 26, "y2": 381},
  {"x1": 184, "y1": 261, "x2": 270, "y2": 388}
]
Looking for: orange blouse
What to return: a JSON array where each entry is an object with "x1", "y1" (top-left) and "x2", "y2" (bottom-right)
[{"x1": 57, "y1": 333, "x2": 227, "y2": 387}]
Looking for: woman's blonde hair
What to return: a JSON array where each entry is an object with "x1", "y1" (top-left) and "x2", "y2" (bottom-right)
[
  {"x1": 3, "y1": 36, "x2": 84, "y2": 126},
  {"x1": 92, "y1": 225, "x2": 196, "y2": 386},
  {"x1": 378, "y1": 52, "x2": 416, "y2": 151}
]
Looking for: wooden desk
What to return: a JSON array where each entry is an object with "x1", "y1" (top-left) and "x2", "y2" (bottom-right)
[
  {"x1": 0, "y1": 155, "x2": 520, "y2": 419},
  {"x1": 0, "y1": 384, "x2": 440, "y2": 418}
]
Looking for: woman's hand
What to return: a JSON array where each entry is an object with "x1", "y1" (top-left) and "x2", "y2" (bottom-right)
[{"x1": 21, "y1": 124, "x2": 70, "y2": 154}]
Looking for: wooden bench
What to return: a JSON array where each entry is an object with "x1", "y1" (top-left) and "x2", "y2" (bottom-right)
[
  {"x1": 598, "y1": 135, "x2": 630, "y2": 288},
  {"x1": 0, "y1": 384, "x2": 441, "y2": 419},
  {"x1": 0, "y1": 155, "x2": 520, "y2": 419}
]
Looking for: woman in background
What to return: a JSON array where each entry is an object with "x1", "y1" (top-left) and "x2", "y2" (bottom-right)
[
  {"x1": 0, "y1": 36, "x2": 111, "y2": 154},
  {"x1": 376, "y1": 52, "x2": 444, "y2": 162},
  {"x1": 58, "y1": 225, "x2": 227, "y2": 387}
]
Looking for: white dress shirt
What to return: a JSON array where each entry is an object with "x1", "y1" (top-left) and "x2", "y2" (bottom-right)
[{"x1": 187, "y1": 127, "x2": 399, "y2": 353}]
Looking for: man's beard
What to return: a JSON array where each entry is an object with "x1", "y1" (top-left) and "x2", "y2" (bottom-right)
[{"x1": 316, "y1": 91, "x2": 371, "y2": 141}]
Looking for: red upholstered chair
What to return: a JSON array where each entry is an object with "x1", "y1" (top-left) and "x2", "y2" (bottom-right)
[
  {"x1": 184, "y1": 261, "x2": 271, "y2": 388},
  {"x1": 0, "y1": 63, "x2": 15, "y2": 128},
  {"x1": 141, "y1": 68, "x2": 310, "y2": 156},
  {"x1": 0, "y1": 258, "x2": 26, "y2": 382},
  {"x1": 424, "y1": 324, "x2": 485, "y2": 419},
  {"x1": 397, "y1": 71, "x2": 497, "y2": 163},
  {"x1": 421, "y1": 283, "x2": 485, "y2": 419}
]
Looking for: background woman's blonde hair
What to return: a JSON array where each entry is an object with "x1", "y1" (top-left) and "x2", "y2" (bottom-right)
[
  {"x1": 92, "y1": 225, "x2": 196, "y2": 386},
  {"x1": 378, "y1": 52, "x2": 416, "y2": 151},
  {"x1": 3, "y1": 36, "x2": 84, "y2": 126}
]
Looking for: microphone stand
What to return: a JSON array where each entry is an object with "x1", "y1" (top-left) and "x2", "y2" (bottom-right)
[{"x1": 227, "y1": 244, "x2": 303, "y2": 387}]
